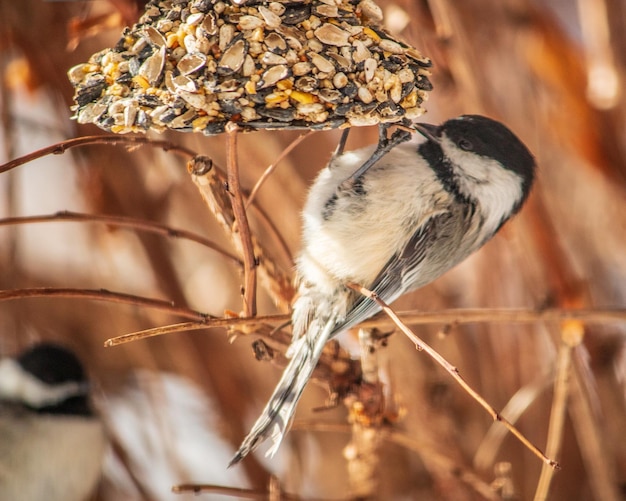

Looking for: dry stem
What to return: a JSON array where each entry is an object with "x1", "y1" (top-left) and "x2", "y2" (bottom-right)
[
  {"x1": 188, "y1": 155, "x2": 294, "y2": 310},
  {"x1": 245, "y1": 131, "x2": 314, "y2": 209},
  {"x1": 102, "y1": 306, "x2": 626, "y2": 347},
  {"x1": 0, "y1": 135, "x2": 196, "y2": 174},
  {"x1": 0, "y1": 287, "x2": 210, "y2": 321},
  {"x1": 225, "y1": 123, "x2": 257, "y2": 317},
  {"x1": 0, "y1": 211, "x2": 241, "y2": 265},
  {"x1": 346, "y1": 282, "x2": 560, "y2": 470},
  {"x1": 533, "y1": 321, "x2": 582, "y2": 500}
]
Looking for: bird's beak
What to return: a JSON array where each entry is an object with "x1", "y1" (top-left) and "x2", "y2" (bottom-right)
[{"x1": 413, "y1": 123, "x2": 441, "y2": 143}]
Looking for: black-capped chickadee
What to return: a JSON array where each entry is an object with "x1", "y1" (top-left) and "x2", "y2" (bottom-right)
[
  {"x1": 231, "y1": 115, "x2": 536, "y2": 465},
  {"x1": 0, "y1": 343, "x2": 106, "y2": 500}
]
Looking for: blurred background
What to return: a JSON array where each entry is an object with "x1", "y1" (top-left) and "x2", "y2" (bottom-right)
[{"x1": 1, "y1": 0, "x2": 625, "y2": 499}]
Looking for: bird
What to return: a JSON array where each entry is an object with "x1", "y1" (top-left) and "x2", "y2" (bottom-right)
[
  {"x1": 230, "y1": 114, "x2": 536, "y2": 465},
  {"x1": 0, "y1": 342, "x2": 106, "y2": 501}
]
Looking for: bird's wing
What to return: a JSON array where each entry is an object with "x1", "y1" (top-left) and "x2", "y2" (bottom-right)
[{"x1": 333, "y1": 210, "x2": 457, "y2": 335}]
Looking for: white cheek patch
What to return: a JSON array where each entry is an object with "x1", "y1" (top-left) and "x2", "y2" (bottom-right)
[
  {"x1": 440, "y1": 136, "x2": 524, "y2": 236},
  {"x1": 0, "y1": 358, "x2": 88, "y2": 408}
]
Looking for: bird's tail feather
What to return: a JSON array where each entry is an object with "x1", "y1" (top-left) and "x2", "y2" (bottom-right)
[{"x1": 229, "y1": 319, "x2": 334, "y2": 466}]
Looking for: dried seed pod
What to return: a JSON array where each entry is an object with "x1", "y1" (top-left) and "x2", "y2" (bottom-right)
[{"x1": 69, "y1": 0, "x2": 432, "y2": 135}]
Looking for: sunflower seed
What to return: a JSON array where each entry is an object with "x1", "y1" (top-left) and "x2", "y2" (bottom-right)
[
  {"x1": 67, "y1": 64, "x2": 88, "y2": 85},
  {"x1": 328, "y1": 52, "x2": 351, "y2": 70},
  {"x1": 242, "y1": 54, "x2": 256, "y2": 76},
  {"x1": 138, "y1": 46, "x2": 166, "y2": 85},
  {"x1": 358, "y1": 0, "x2": 383, "y2": 23},
  {"x1": 276, "y1": 25, "x2": 305, "y2": 49},
  {"x1": 282, "y1": 4, "x2": 311, "y2": 25},
  {"x1": 295, "y1": 76, "x2": 318, "y2": 92},
  {"x1": 257, "y1": 106, "x2": 295, "y2": 121},
  {"x1": 219, "y1": 38, "x2": 246, "y2": 73},
  {"x1": 258, "y1": 64, "x2": 289, "y2": 88},
  {"x1": 186, "y1": 12, "x2": 204, "y2": 26},
  {"x1": 268, "y1": 2, "x2": 286, "y2": 16},
  {"x1": 178, "y1": 52, "x2": 207, "y2": 75},
  {"x1": 379, "y1": 39, "x2": 404, "y2": 54},
  {"x1": 314, "y1": 23, "x2": 350, "y2": 46},
  {"x1": 264, "y1": 32, "x2": 287, "y2": 52},
  {"x1": 201, "y1": 11, "x2": 218, "y2": 35},
  {"x1": 143, "y1": 26, "x2": 166, "y2": 47},
  {"x1": 170, "y1": 108, "x2": 197, "y2": 128},
  {"x1": 357, "y1": 86, "x2": 373, "y2": 104},
  {"x1": 76, "y1": 102, "x2": 107, "y2": 123},
  {"x1": 314, "y1": 4, "x2": 338, "y2": 17},
  {"x1": 318, "y1": 88, "x2": 342, "y2": 103},
  {"x1": 258, "y1": 6, "x2": 282, "y2": 29},
  {"x1": 219, "y1": 23, "x2": 236, "y2": 51},
  {"x1": 173, "y1": 74, "x2": 198, "y2": 93},
  {"x1": 124, "y1": 100, "x2": 139, "y2": 126},
  {"x1": 292, "y1": 61, "x2": 313, "y2": 76},
  {"x1": 180, "y1": 91, "x2": 207, "y2": 108},
  {"x1": 191, "y1": 0, "x2": 211, "y2": 13},
  {"x1": 364, "y1": 57, "x2": 376, "y2": 82},
  {"x1": 310, "y1": 53, "x2": 335, "y2": 73},
  {"x1": 239, "y1": 15, "x2": 264, "y2": 30},
  {"x1": 262, "y1": 52, "x2": 288, "y2": 65},
  {"x1": 352, "y1": 40, "x2": 371, "y2": 62}
]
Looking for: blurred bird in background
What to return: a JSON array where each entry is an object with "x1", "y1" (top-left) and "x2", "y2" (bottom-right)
[{"x1": 0, "y1": 343, "x2": 106, "y2": 501}]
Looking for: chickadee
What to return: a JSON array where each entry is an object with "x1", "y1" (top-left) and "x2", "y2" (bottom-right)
[
  {"x1": 231, "y1": 115, "x2": 536, "y2": 465},
  {"x1": 0, "y1": 343, "x2": 106, "y2": 501}
]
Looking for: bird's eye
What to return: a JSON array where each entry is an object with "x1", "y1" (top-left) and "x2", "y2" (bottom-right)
[{"x1": 458, "y1": 139, "x2": 473, "y2": 151}]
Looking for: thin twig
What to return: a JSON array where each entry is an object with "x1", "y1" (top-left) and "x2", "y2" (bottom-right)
[
  {"x1": 226, "y1": 122, "x2": 257, "y2": 317},
  {"x1": 474, "y1": 370, "x2": 555, "y2": 471},
  {"x1": 189, "y1": 155, "x2": 294, "y2": 309},
  {"x1": 0, "y1": 211, "x2": 241, "y2": 265},
  {"x1": 567, "y1": 343, "x2": 622, "y2": 500},
  {"x1": 172, "y1": 484, "x2": 267, "y2": 499},
  {"x1": 346, "y1": 282, "x2": 560, "y2": 470},
  {"x1": 245, "y1": 131, "x2": 314, "y2": 209},
  {"x1": 103, "y1": 315, "x2": 287, "y2": 347},
  {"x1": 534, "y1": 321, "x2": 582, "y2": 500},
  {"x1": 247, "y1": 198, "x2": 295, "y2": 269},
  {"x1": 0, "y1": 287, "x2": 210, "y2": 321},
  {"x1": 226, "y1": 123, "x2": 257, "y2": 316},
  {"x1": 103, "y1": 306, "x2": 626, "y2": 347},
  {"x1": 0, "y1": 135, "x2": 197, "y2": 174}
]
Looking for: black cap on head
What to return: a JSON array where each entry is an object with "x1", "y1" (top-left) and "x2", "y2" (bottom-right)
[
  {"x1": 17, "y1": 343, "x2": 87, "y2": 385},
  {"x1": 442, "y1": 115, "x2": 536, "y2": 193}
]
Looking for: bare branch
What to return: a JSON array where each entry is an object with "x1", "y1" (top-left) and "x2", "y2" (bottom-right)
[
  {"x1": 0, "y1": 287, "x2": 210, "y2": 321},
  {"x1": 103, "y1": 306, "x2": 626, "y2": 347},
  {"x1": 224, "y1": 123, "x2": 258, "y2": 316},
  {"x1": 0, "y1": 135, "x2": 197, "y2": 174},
  {"x1": 103, "y1": 315, "x2": 286, "y2": 347},
  {"x1": 0, "y1": 211, "x2": 242, "y2": 266},
  {"x1": 346, "y1": 282, "x2": 560, "y2": 470},
  {"x1": 534, "y1": 320, "x2": 582, "y2": 500},
  {"x1": 245, "y1": 131, "x2": 314, "y2": 209},
  {"x1": 188, "y1": 156, "x2": 294, "y2": 310}
]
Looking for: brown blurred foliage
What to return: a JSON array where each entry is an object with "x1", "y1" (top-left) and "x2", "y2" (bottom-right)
[{"x1": 1, "y1": 0, "x2": 626, "y2": 499}]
